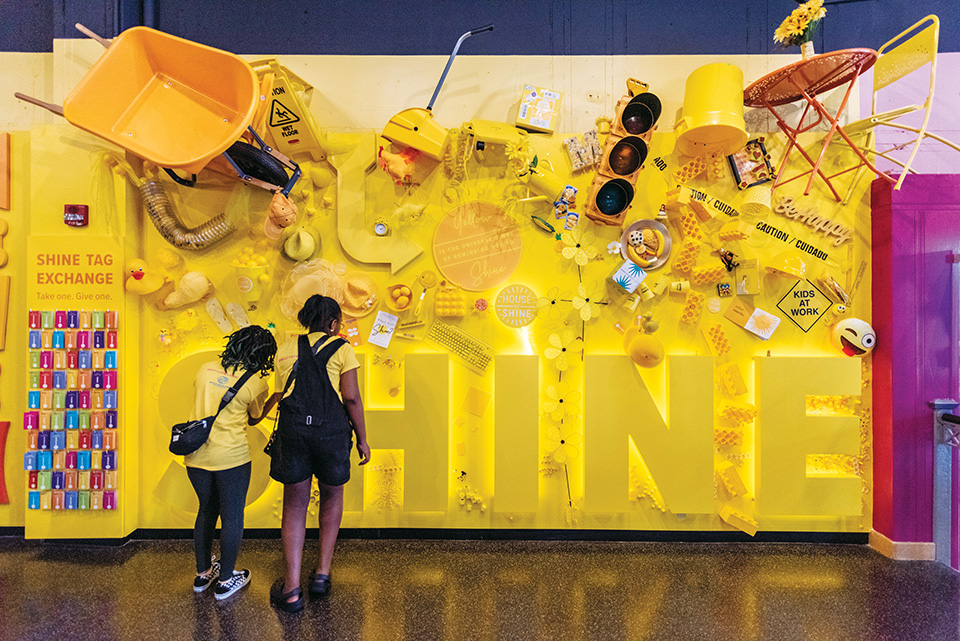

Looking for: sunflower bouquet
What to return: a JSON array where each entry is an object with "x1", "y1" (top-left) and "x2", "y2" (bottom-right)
[{"x1": 774, "y1": 0, "x2": 827, "y2": 48}]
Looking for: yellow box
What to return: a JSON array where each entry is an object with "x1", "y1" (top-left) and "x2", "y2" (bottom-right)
[{"x1": 515, "y1": 85, "x2": 562, "y2": 134}]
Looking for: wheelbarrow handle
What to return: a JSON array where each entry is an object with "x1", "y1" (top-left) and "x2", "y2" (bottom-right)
[
  {"x1": 13, "y1": 92, "x2": 64, "y2": 117},
  {"x1": 427, "y1": 23, "x2": 494, "y2": 112},
  {"x1": 74, "y1": 23, "x2": 112, "y2": 48}
]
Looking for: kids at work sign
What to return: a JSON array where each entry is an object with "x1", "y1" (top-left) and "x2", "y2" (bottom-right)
[{"x1": 433, "y1": 201, "x2": 522, "y2": 291}]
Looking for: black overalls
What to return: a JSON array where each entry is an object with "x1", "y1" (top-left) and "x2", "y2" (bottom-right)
[{"x1": 269, "y1": 336, "x2": 353, "y2": 486}]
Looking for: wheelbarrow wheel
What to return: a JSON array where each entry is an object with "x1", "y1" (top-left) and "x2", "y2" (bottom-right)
[{"x1": 225, "y1": 141, "x2": 289, "y2": 188}]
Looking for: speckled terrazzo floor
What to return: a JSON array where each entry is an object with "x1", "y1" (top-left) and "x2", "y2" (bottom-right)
[{"x1": 1, "y1": 537, "x2": 958, "y2": 641}]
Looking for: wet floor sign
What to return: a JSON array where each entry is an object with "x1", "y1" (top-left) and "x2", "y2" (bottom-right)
[{"x1": 254, "y1": 59, "x2": 326, "y2": 162}]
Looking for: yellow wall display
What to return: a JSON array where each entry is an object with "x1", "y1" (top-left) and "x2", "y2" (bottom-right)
[{"x1": 0, "y1": 47, "x2": 875, "y2": 538}]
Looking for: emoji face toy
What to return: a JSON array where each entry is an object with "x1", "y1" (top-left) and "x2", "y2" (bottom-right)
[{"x1": 830, "y1": 318, "x2": 876, "y2": 357}]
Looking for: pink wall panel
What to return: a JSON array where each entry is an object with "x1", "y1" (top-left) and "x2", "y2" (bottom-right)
[{"x1": 873, "y1": 175, "x2": 960, "y2": 542}]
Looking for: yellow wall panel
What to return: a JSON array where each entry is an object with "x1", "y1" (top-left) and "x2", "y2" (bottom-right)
[
  {"x1": 756, "y1": 357, "x2": 862, "y2": 516},
  {"x1": 585, "y1": 355, "x2": 714, "y2": 514},
  {"x1": 357, "y1": 354, "x2": 449, "y2": 513}
]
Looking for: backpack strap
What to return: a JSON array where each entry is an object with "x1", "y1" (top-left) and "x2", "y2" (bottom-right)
[
  {"x1": 213, "y1": 368, "x2": 257, "y2": 419},
  {"x1": 279, "y1": 335, "x2": 346, "y2": 398},
  {"x1": 314, "y1": 337, "x2": 347, "y2": 366}
]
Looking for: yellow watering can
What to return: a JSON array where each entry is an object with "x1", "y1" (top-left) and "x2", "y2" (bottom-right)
[{"x1": 382, "y1": 24, "x2": 494, "y2": 160}]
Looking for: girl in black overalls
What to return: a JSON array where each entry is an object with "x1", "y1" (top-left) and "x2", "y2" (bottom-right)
[{"x1": 268, "y1": 295, "x2": 370, "y2": 612}]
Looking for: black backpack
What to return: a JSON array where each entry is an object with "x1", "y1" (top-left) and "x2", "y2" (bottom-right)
[{"x1": 277, "y1": 335, "x2": 351, "y2": 435}]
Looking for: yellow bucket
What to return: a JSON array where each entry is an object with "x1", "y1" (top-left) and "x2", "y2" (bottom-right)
[
  {"x1": 381, "y1": 108, "x2": 449, "y2": 160},
  {"x1": 674, "y1": 63, "x2": 748, "y2": 157}
]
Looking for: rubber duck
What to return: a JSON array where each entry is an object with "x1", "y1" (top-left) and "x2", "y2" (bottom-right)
[
  {"x1": 125, "y1": 258, "x2": 165, "y2": 295},
  {"x1": 173, "y1": 309, "x2": 200, "y2": 333}
]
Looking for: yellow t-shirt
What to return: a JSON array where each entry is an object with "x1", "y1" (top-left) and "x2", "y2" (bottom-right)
[
  {"x1": 275, "y1": 333, "x2": 360, "y2": 404},
  {"x1": 184, "y1": 362, "x2": 270, "y2": 471}
]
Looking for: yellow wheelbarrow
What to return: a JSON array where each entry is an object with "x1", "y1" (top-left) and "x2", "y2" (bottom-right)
[{"x1": 15, "y1": 23, "x2": 300, "y2": 195}]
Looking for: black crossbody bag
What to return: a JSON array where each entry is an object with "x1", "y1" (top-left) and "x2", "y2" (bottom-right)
[{"x1": 170, "y1": 369, "x2": 256, "y2": 456}]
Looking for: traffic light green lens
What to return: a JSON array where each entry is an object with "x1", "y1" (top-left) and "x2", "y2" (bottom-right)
[{"x1": 595, "y1": 180, "x2": 633, "y2": 216}]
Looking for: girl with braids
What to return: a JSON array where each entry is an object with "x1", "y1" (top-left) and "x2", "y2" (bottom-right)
[
  {"x1": 268, "y1": 294, "x2": 370, "y2": 612},
  {"x1": 185, "y1": 325, "x2": 278, "y2": 601}
]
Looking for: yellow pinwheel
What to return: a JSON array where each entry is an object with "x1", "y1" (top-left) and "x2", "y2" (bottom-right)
[
  {"x1": 536, "y1": 286, "x2": 570, "y2": 321},
  {"x1": 545, "y1": 423, "x2": 583, "y2": 463},
  {"x1": 571, "y1": 281, "x2": 604, "y2": 322},
  {"x1": 543, "y1": 328, "x2": 583, "y2": 371},
  {"x1": 561, "y1": 227, "x2": 599, "y2": 266},
  {"x1": 542, "y1": 382, "x2": 581, "y2": 422}
]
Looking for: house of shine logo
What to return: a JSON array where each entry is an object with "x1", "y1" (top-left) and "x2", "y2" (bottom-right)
[{"x1": 495, "y1": 284, "x2": 537, "y2": 328}]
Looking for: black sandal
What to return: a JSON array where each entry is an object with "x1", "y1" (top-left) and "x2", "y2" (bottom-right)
[
  {"x1": 270, "y1": 578, "x2": 305, "y2": 612},
  {"x1": 308, "y1": 572, "x2": 331, "y2": 598}
]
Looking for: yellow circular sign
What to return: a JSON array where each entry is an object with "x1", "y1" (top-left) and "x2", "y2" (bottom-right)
[
  {"x1": 433, "y1": 201, "x2": 522, "y2": 291},
  {"x1": 495, "y1": 284, "x2": 538, "y2": 328}
]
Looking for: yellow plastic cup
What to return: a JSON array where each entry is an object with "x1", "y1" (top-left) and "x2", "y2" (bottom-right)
[{"x1": 674, "y1": 63, "x2": 748, "y2": 157}]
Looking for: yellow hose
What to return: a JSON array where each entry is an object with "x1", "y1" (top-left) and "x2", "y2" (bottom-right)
[{"x1": 103, "y1": 153, "x2": 236, "y2": 251}]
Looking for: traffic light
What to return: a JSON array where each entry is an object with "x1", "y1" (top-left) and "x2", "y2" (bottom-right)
[{"x1": 585, "y1": 80, "x2": 662, "y2": 227}]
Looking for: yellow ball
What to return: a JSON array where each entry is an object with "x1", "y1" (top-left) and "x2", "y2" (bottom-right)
[
  {"x1": 310, "y1": 166, "x2": 334, "y2": 190},
  {"x1": 626, "y1": 332, "x2": 664, "y2": 368}
]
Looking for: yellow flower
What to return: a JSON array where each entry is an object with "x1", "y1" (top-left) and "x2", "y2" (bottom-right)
[
  {"x1": 774, "y1": 24, "x2": 791, "y2": 44},
  {"x1": 571, "y1": 281, "x2": 604, "y2": 322},
  {"x1": 545, "y1": 423, "x2": 583, "y2": 464},
  {"x1": 775, "y1": 0, "x2": 825, "y2": 45},
  {"x1": 561, "y1": 227, "x2": 599, "y2": 266},
  {"x1": 542, "y1": 382, "x2": 581, "y2": 422},
  {"x1": 543, "y1": 328, "x2": 583, "y2": 372}
]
